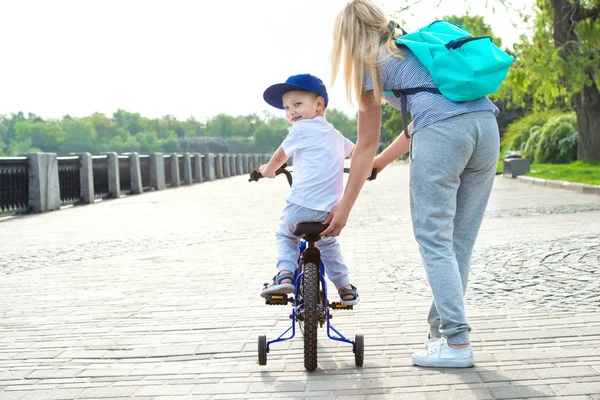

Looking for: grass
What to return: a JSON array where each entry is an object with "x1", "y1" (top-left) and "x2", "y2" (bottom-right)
[
  {"x1": 527, "y1": 161, "x2": 600, "y2": 185},
  {"x1": 497, "y1": 160, "x2": 600, "y2": 185}
]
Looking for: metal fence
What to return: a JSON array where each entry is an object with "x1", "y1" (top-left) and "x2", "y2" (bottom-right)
[
  {"x1": 0, "y1": 157, "x2": 30, "y2": 213},
  {"x1": 202, "y1": 155, "x2": 210, "y2": 180},
  {"x1": 192, "y1": 154, "x2": 201, "y2": 182},
  {"x1": 178, "y1": 155, "x2": 184, "y2": 183},
  {"x1": 118, "y1": 156, "x2": 132, "y2": 193},
  {"x1": 140, "y1": 155, "x2": 151, "y2": 191},
  {"x1": 57, "y1": 156, "x2": 81, "y2": 204},
  {"x1": 1, "y1": 152, "x2": 264, "y2": 215},
  {"x1": 164, "y1": 155, "x2": 173, "y2": 187},
  {"x1": 92, "y1": 155, "x2": 110, "y2": 199}
]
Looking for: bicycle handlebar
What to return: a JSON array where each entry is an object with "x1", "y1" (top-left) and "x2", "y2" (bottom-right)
[
  {"x1": 248, "y1": 163, "x2": 292, "y2": 186},
  {"x1": 249, "y1": 163, "x2": 376, "y2": 187},
  {"x1": 343, "y1": 167, "x2": 377, "y2": 181}
]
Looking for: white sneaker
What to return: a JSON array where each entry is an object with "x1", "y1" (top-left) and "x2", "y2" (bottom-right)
[
  {"x1": 425, "y1": 333, "x2": 442, "y2": 349},
  {"x1": 412, "y1": 338, "x2": 474, "y2": 368}
]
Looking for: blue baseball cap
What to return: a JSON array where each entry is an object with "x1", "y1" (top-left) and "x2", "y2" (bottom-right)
[{"x1": 263, "y1": 73, "x2": 329, "y2": 109}]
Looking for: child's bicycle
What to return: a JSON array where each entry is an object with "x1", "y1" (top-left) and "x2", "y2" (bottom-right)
[{"x1": 249, "y1": 163, "x2": 376, "y2": 371}]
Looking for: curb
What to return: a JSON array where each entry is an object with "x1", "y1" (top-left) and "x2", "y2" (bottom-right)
[{"x1": 505, "y1": 175, "x2": 600, "y2": 195}]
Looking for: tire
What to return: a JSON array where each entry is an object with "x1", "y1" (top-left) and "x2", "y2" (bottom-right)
[
  {"x1": 303, "y1": 262, "x2": 319, "y2": 371},
  {"x1": 258, "y1": 335, "x2": 267, "y2": 366},
  {"x1": 354, "y1": 334, "x2": 364, "y2": 367}
]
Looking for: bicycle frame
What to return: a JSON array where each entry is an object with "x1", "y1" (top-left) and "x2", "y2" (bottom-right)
[{"x1": 266, "y1": 240, "x2": 355, "y2": 351}]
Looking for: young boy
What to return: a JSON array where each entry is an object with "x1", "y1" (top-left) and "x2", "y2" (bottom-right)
[{"x1": 258, "y1": 73, "x2": 359, "y2": 305}]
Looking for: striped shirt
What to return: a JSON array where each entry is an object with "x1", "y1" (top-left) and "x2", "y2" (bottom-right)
[{"x1": 364, "y1": 47, "x2": 499, "y2": 135}]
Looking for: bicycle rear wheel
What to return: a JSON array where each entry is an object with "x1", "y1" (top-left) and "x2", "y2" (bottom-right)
[{"x1": 303, "y1": 262, "x2": 319, "y2": 371}]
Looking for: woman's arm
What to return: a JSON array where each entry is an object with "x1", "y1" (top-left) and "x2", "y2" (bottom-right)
[
  {"x1": 321, "y1": 91, "x2": 381, "y2": 236},
  {"x1": 373, "y1": 122, "x2": 412, "y2": 172}
]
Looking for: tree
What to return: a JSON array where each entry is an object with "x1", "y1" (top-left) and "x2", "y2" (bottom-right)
[
  {"x1": 83, "y1": 113, "x2": 124, "y2": 141},
  {"x1": 112, "y1": 109, "x2": 147, "y2": 135},
  {"x1": 252, "y1": 113, "x2": 289, "y2": 151},
  {"x1": 61, "y1": 118, "x2": 98, "y2": 155},
  {"x1": 326, "y1": 109, "x2": 358, "y2": 142},
  {"x1": 483, "y1": 0, "x2": 600, "y2": 161},
  {"x1": 182, "y1": 117, "x2": 205, "y2": 138},
  {"x1": 445, "y1": 14, "x2": 504, "y2": 47},
  {"x1": 205, "y1": 114, "x2": 235, "y2": 138},
  {"x1": 13, "y1": 120, "x2": 64, "y2": 154}
]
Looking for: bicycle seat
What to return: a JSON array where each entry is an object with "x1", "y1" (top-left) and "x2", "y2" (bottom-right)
[{"x1": 294, "y1": 221, "x2": 329, "y2": 236}]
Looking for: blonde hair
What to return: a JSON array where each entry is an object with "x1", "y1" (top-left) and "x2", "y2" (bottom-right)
[{"x1": 330, "y1": 0, "x2": 405, "y2": 110}]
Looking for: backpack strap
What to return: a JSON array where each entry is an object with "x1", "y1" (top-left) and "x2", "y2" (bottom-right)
[
  {"x1": 391, "y1": 87, "x2": 441, "y2": 139},
  {"x1": 387, "y1": 20, "x2": 408, "y2": 36}
]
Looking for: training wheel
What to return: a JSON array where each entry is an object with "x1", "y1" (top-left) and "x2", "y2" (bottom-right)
[
  {"x1": 258, "y1": 335, "x2": 267, "y2": 365},
  {"x1": 354, "y1": 334, "x2": 364, "y2": 367}
]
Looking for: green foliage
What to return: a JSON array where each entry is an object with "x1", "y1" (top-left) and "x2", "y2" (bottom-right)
[
  {"x1": 326, "y1": 109, "x2": 358, "y2": 142},
  {"x1": 521, "y1": 126, "x2": 543, "y2": 159},
  {"x1": 0, "y1": 107, "x2": 361, "y2": 155},
  {"x1": 495, "y1": 0, "x2": 600, "y2": 111},
  {"x1": 205, "y1": 114, "x2": 235, "y2": 138},
  {"x1": 161, "y1": 134, "x2": 180, "y2": 153},
  {"x1": 502, "y1": 111, "x2": 578, "y2": 164},
  {"x1": 252, "y1": 114, "x2": 290, "y2": 151},
  {"x1": 62, "y1": 118, "x2": 98, "y2": 153},
  {"x1": 14, "y1": 120, "x2": 65, "y2": 154},
  {"x1": 444, "y1": 15, "x2": 504, "y2": 48},
  {"x1": 532, "y1": 113, "x2": 578, "y2": 164},
  {"x1": 500, "y1": 109, "x2": 564, "y2": 157}
]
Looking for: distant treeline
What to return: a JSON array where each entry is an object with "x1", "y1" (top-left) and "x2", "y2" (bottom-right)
[{"x1": 0, "y1": 108, "x2": 361, "y2": 156}]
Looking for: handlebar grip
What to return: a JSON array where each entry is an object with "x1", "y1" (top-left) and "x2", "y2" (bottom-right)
[
  {"x1": 275, "y1": 163, "x2": 288, "y2": 175},
  {"x1": 248, "y1": 163, "x2": 288, "y2": 182},
  {"x1": 248, "y1": 169, "x2": 262, "y2": 182},
  {"x1": 368, "y1": 169, "x2": 377, "y2": 181}
]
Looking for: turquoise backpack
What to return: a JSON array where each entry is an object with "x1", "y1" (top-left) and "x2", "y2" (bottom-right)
[{"x1": 385, "y1": 20, "x2": 514, "y2": 138}]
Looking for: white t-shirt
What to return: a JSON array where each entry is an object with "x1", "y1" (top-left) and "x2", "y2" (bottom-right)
[{"x1": 281, "y1": 116, "x2": 355, "y2": 212}]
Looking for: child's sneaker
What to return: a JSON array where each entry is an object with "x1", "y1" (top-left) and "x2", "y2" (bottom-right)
[
  {"x1": 412, "y1": 338, "x2": 474, "y2": 368},
  {"x1": 338, "y1": 285, "x2": 359, "y2": 306},
  {"x1": 260, "y1": 272, "x2": 295, "y2": 298}
]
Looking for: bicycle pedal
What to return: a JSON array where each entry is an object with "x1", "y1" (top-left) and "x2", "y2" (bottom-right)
[
  {"x1": 265, "y1": 294, "x2": 292, "y2": 305},
  {"x1": 329, "y1": 302, "x2": 353, "y2": 310}
]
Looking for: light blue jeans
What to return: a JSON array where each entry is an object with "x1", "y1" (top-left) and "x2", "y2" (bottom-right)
[
  {"x1": 409, "y1": 111, "x2": 500, "y2": 345},
  {"x1": 276, "y1": 202, "x2": 351, "y2": 289}
]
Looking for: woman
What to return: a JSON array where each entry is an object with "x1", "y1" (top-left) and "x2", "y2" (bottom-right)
[{"x1": 322, "y1": 0, "x2": 500, "y2": 368}]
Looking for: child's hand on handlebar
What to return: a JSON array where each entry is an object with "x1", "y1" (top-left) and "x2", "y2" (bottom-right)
[
  {"x1": 259, "y1": 164, "x2": 276, "y2": 179},
  {"x1": 372, "y1": 155, "x2": 386, "y2": 174}
]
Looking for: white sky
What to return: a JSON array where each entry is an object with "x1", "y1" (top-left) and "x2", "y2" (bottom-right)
[{"x1": 0, "y1": 0, "x2": 534, "y2": 122}]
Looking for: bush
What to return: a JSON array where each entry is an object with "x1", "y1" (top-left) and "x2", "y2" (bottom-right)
[
  {"x1": 522, "y1": 125, "x2": 543, "y2": 158},
  {"x1": 500, "y1": 109, "x2": 563, "y2": 158},
  {"x1": 533, "y1": 113, "x2": 578, "y2": 164}
]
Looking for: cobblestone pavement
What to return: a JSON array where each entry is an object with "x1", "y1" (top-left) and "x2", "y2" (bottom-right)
[{"x1": 1, "y1": 163, "x2": 599, "y2": 399}]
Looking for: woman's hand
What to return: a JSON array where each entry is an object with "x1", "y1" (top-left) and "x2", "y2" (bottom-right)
[{"x1": 320, "y1": 202, "x2": 351, "y2": 237}]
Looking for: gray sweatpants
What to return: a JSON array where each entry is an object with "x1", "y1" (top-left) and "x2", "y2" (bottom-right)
[
  {"x1": 409, "y1": 111, "x2": 499, "y2": 345},
  {"x1": 276, "y1": 202, "x2": 351, "y2": 289}
]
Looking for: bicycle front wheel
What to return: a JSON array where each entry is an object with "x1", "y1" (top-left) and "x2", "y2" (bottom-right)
[{"x1": 303, "y1": 262, "x2": 319, "y2": 371}]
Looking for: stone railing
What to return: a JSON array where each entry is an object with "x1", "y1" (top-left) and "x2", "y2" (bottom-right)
[{"x1": 0, "y1": 152, "x2": 272, "y2": 215}]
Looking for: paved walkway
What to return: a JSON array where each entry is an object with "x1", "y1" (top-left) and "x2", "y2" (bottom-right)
[{"x1": 1, "y1": 163, "x2": 599, "y2": 399}]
